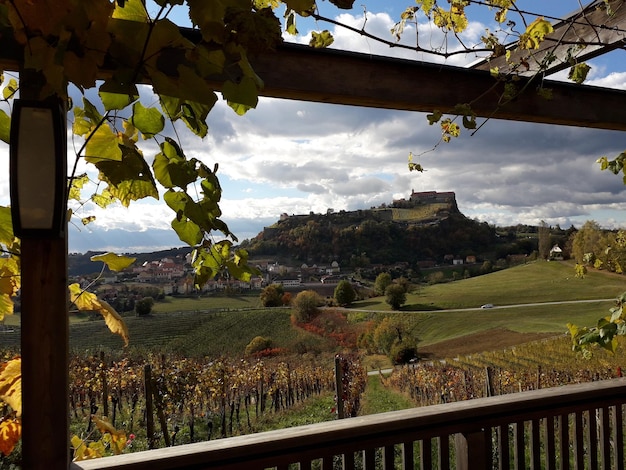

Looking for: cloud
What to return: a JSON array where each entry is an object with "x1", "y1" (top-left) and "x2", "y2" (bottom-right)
[{"x1": 4, "y1": 4, "x2": 626, "y2": 254}]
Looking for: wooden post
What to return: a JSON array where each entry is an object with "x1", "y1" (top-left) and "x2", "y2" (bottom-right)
[
  {"x1": 455, "y1": 429, "x2": 491, "y2": 470},
  {"x1": 334, "y1": 355, "x2": 345, "y2": 419},
  {"x1": 144, "y1": 364, "x2": 156, "y2": 449},
  {"x1": 18, "y1": 72, "x2": 69, "y2": 469}
]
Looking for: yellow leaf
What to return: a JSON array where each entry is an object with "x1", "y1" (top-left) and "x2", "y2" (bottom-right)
[
  {"x1": 0, "y1": 419, "x2": 21, "y2": 456},
  {"x1": 69, "y1": 285, "x2": 129, "y2": 346},
  {"x1": 0, "y1": 358, "x2": 21, "y2": 417},
  {"x1": 91, "y1": 416, "x2": 127, "y2": 455},
  {"x1": 72, "y1": 435, "x2": 105, "y2": 461},
  {"x1": 90, "y1": 253, "x2": 136, "y2": 272},
  {"x1": 519, "y1": 17, "x2": 553, "y2": 50}
]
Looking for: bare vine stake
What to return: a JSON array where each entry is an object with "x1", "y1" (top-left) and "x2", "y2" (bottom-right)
[
  {"x1": 334, "y1": 355, "x2": 345, "y2": 419},
  {"x1": 144, "y1": 364, "x2": 155, "y2": 449},
  {"x1": 100, "y1": 351, "x2": 108, "y2": 418}
]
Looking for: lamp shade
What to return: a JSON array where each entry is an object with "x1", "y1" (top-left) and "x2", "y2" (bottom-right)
[{"x1": 10, "y1": 99, "x2": 66, "y2": 238}]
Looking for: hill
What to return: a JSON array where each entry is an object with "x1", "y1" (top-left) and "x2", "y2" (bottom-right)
[{"x1": 241, "y1": 191, "x2": 523, "y2": 266}]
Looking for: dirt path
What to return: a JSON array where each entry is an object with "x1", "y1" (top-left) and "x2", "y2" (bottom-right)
[{"x1": 419, "y1": 328, "x2": 559, "y2": 359}]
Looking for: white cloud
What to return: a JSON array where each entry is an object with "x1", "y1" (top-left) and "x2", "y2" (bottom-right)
[{"x1": 4, "y1": 3, "x2": 626, "y2": 253}]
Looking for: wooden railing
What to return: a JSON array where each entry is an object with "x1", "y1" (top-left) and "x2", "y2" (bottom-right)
[{"x1": 72, "y1": 378, "x2": 626, "y2": 470}]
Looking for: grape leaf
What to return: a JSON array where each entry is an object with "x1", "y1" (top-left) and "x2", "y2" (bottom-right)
[
  {"x1": 309, "y1": 30, "x2": 334, "y2": 48},
  {"x1": 69, "y1": 284, "x2": 129, "y2": 346},
  {"x1": 0, "y1": 207, "x2": 14, "y2": 246},
  {"x1": 95, "y1": 146, "x2": 159, "y2": 206},
  {"x1": 520, "y1": 17, "x2": 553, "y2": 50},
  {"x1": 171, "y1": 217, "x2": 204, "y2": 246},
  {"x1": 90, "y1": 252, "x2": 136, "y2": 272},
  {"x1": 85, "y1": 125, "x2": 123, "y2": 163},
  {"x1": 0, "y1": 358, "x2": 21, "y2": 416},
  {"x1": 0, "y1": 109, "x2": 9, "y2": 144},
  {"x1": 131, "y1": 101, "x2": 165, "y2": 138},
  {"x1": 222, "y1": 77, "x2": 259, "y2": 115},
  {"x1": 99, "y1": 80, "x2": 139, "y2": 111},
  {"x1": 112, "y1": 0, "x2": 148, "y2": 21},
  {"x1": 568, "y1": 62, "x2": 591, "y2": 84},
  {"x1": 0, "y1": 418, "x2": 21, "y2": 456}
]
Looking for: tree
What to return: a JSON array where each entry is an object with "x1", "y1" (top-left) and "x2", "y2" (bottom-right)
[
  {"x1": 260, "y1": 284, "x2": 285, "y2": 307},
  {"x1": 372, "y1": 317, "x2": 419, "y2": 363},
  {"x1": 385, "y1": 284, "x2": 407, "y2": 310},
  {"x1": 374, "y1": 272, "x2": 392, "y2": 296},
  {"x1": 135, "y1": 297, "x2": 154, "y2": 316},
  {"x1": 334, "y1": 280, "x2": 356, "y2": 306},
  {"x1": 245, "y1": 336, "x2": 273, "y2": 356},
  {"x1": 292, "y1": 290, "x2": 323, "y2": 323},
  {"x1": 538, "y1": 221, "x2": 551, "y2": 260}
]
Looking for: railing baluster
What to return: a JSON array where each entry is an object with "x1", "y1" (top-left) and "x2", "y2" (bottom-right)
[
  {"x1": 343, "y1": 451, "x2": 355, "y2": 470},
  {"x1": 589, "y1": 408, "x2": 598, "y2": 469},
  {"x1": 438, "y1": 435, "x2": 450, "y2": 469},
  {"x1": 299, "y1": 460, "x2": 312, "y2": 470},
  {"x1": 573, "y1": 411, "x2": 584, "y2": 470},
  {"x1": 421, "y1": 438, "x2": 432, "y2": 469},
  {"x1": 545, "y1": 416, "x2": 556, "y2": 470},
  {"x1": 559, "y1": 413, "x2": 570, "y2": 470},
  {"x1": 599, "y1": 406, "x2": 611, "y2": 470},
  {"x1": 363, "y1": 448, "x2": 375, "y2": 470},
  {"x1": 321, "y1": 455, "x2": 333, "y2": 469},
  {"x1": 402, "y1": 441, "x2": 414, "y2": 470},
  {"x1": 613, "y1": 404, "x2": 624, "y2": 470},
  {"x1": 530, "y1": 419, "x2": 541, "y2": 469},
  {"x1": 513, "y1": 421, "x2": 525, "y2": 470},
  {"x1": 499, "y1": 424, "x2": 510, "y2": 470},
  {"x1": 383, "y1": 445, "x2": 395, "y2": 469}
]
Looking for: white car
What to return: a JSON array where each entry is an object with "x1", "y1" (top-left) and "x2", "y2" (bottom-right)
[{"x1": 480, "y1": 304, "x2": 494, "y2": 309}]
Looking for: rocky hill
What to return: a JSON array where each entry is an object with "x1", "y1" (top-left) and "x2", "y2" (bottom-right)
[{"x1": 240, "y1": 191, "x2": 499, "y2": 266}]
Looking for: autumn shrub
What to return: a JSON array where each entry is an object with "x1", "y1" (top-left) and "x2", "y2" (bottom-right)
[{"x1": 245, "y1": 336, "x2": 273, "y2": 356}]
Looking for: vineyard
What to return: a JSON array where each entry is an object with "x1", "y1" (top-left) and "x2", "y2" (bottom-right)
[
  {"x1": 64, "y1": 351, "x2": 366, "y2": 455},
  {"x1": 383, "y1": 335, "x2": 626, "y2": 407}
]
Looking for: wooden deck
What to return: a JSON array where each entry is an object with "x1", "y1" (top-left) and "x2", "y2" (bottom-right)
[{"x1": 73, "y1": 378, "x2": 626, "y2": 470}]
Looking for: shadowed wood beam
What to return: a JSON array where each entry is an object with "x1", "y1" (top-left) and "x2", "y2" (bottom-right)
[
  {"x1": 1, "y1": 22, "x2": 626, "y2": 132},
  {"x1": 473, "y1": 0, "x2": 626, "y2": 76},
  {"x1": 246, "y1": 42, "x2": 626, "y2": 131}
]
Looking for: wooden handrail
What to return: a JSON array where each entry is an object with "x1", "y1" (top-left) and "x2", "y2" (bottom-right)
[{"x1": 72, "y1": 378, "x2": 626, "y2": 470}]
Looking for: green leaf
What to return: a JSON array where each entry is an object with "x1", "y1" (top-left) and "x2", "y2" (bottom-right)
[
  {"x1": 95, "y1": 146, "x2": 158, "y2": 206},
  {"x1": 131, "y1": 101, "x2": 165, "y2": 138},
  {"x1": 151, "y1": 68, "x2": 218, "y2": 110},
  {"x1": 171, "y1": 217, "x2": 203, "y2": 246},
  {"x1": 2, "y1": 78, "x2": 17, "y2": 100},
  {"x1": 568, "y1": 62, "x2": 591, "y2": 85},
  {"x1": 90, "y1": 252, "x2": 137, "y2": 271},
  {"x1": 68, "y1": 174, "x2": 90, "y2": 201},
  {"x1": 85, "y1": 125, "x2": 123, "y2": 163},
  {"x1": 153, "y1": 138, "x2": 198, "y2": 189},
  {"x1": 222, "y1": 77, "x2": 259, "y2": 115},
  {"x1": 426, "y1": 110, "x2": 442, "y2": 125},
  {"x1": 309, "y1": 30, "x2": 334, "y2": 48},
  {"x1": 112, "y1": 0, "x2": 148, "y2": 21},
  {"x1": 0, "y1": 109, "x2": 10, "y2": 144},
  {"x1": 0, "y1": 207, "x2": 14, "y2": 245},
  {"x1": 98, "y1": 80, "x2": 139, "y2": 111},
  {"x1": 180, "y1": 101, "x2": 210, "y2": 137}
]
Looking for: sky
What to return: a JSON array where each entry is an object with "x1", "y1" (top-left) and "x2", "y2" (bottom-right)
[{"x1": 3, "y1": 1, "x2": 626, "y2": 254}]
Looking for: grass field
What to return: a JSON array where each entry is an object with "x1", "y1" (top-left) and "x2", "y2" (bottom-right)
[
  {"x1": 2, "y1": 260, "x2": 623, "y2": 358},
  {"x1": 354, "y1": 260, "x2": 625, "y2": 311}
]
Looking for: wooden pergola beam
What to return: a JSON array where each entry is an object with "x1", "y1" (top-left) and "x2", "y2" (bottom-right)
[
  {"x1": 246, "y1": 42, "x2": 626, "y2": 131},
  {"x1": 473, "y1": 0, "x2": 626, "y2": 77},
  {"x1": 2, "y1": 26, "x2": 626, "y2": 131}
]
